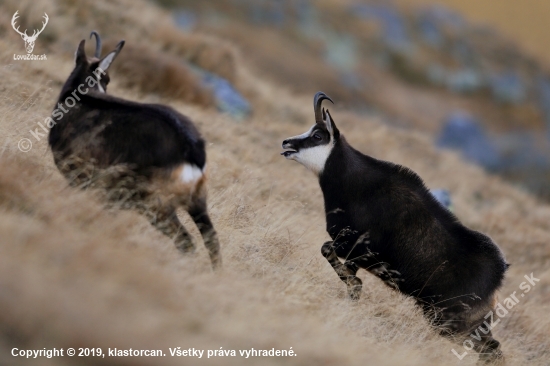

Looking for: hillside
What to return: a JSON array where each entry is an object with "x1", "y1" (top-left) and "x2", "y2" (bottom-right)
[
  {"x1": 398, "y1": 0, "x2": 550, "y2": 66},
  {"x1": 1, "y1": 0, "x2": 549, "y2": 365},
  {"x1": 166, "y1": 0, "x2": 550, "y2": 201}
]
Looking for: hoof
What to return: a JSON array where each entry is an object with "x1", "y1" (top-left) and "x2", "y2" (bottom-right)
[
  {"x1": 476, "y1": 355, "x2": 504, "y2": 365},
  {"x1": 347, "y1": 284, "x2": 362, "y2": 301},
  {"x1": 346, "y1": 275, "x2": 362, "y2": 301},
  {"x1": 176, "y1": 241, "x2": 196, "y2": 254},
  {"x1": 210, "y1": 255, "x2": 222, "y2": 271},
  {"x1": 477, "y1": 343, "x2": 504, "y2": 365}
]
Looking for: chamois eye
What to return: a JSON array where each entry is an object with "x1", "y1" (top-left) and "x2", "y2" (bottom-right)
[{"x1": 313, "y1": 133, "x2": 322, "y2": 141}]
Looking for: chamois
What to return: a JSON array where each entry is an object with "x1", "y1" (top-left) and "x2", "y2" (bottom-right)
[
  {"x1": 281, "y1": 92, "x2": 508, "y2": 363},
  {"x1": 48, "y1": 32, "x2": 221, "y2": 269}
]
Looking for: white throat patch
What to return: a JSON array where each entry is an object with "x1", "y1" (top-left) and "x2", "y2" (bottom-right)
[{"x1": 292, "y1": 141, "x2": 334, "y2": 174}]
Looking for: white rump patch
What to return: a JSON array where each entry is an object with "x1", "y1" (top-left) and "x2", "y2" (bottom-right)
[{"x1": 180, "y1": 163, "x2": 203, "y2": 184}]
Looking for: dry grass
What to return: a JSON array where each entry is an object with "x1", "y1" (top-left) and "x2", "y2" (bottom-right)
[
  {"x1": 185, "y1": 0, "x2": 549, "y2": 136},
  {"x1": 199, "y1": 21, "x2": 362, "y2": 108},
  {"x1": 1, "y1": 0, "x2": 550, "y2": 365},
  {"x1": 103, "y1": 40, "x2": 214, "y2": 107},
  {"x1": 152, "y1": 25, "x2": 238, "y2": 84}
]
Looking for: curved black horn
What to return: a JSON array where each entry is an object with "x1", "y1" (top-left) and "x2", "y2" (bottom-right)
[
  {"x1": 89, "y1": 31, "x2": 102, "y2": 58},
  {"x1": 314, "y1": 91, "x2": 334, "y2": 123}
]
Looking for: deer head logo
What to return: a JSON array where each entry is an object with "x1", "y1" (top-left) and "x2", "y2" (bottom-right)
[{"x1": 11, "y1": 11, "x2": 49, "y2": 54}]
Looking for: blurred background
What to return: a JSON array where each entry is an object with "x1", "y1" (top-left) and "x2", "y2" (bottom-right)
[
  {"x1": 152, "y1": 0, "x2": 550, "y2": 201},
  {"x1": 2, "y1": 1, "x2": 550, "y2": 364}
]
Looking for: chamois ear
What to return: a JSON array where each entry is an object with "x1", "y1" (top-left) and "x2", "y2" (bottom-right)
[
  {"x1": 98, "y1": 40, "x2": 125, "y2": 72},
  {"x1": 324, "y1": 109, "x2": 340, "y2": 140},
  {"x1": 74, "y1": 40, "x2": 87, "y2": 65}
]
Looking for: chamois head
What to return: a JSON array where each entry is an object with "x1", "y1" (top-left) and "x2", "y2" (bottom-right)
[
  {"x1": 69, "y1": 31, "x2": 125, "y2": 94},
  {"x1": 281, "y1": 91, "x2": 340, "y2": 174}
]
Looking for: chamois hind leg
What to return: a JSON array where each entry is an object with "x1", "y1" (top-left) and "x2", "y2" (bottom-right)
[
  {"x1": 321, "y1": 241, "x2": 362, "y2": 300},
  {"x1": 144, "y1": 203, "x2": 196, "y2": 253},
  {"x1": 187, "y1": 198, "x2": 221, "y2": 270},
  {"x1": 473, "y1": 333, "x2": 503, "y2": 365},
  {"x1": 435, "y1": 306, "x2": 503, "y2": 365},
  {"x1": 467, "y1": 317, "x2": 503, "y2": 364}
]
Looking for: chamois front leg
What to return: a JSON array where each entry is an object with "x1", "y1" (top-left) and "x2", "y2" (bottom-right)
[{"x1": 321, "y1": 241, "x2": 362, "y2": 300}]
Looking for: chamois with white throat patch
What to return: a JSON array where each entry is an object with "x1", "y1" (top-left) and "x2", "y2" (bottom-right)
[
  {"x1": 281, "y1": 91, "x2": 508, "y2": 363},
  {"x1": 48, "y1": 32, "x2": 221, "y2": 269}
]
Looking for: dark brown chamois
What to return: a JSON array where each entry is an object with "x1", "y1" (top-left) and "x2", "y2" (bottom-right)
[
  {"x1": 48, "y1": 32, "x2": 221, "y2": 269},
  {"x1": 281, "y1": 92, "x2": 508, "y2": 363}
]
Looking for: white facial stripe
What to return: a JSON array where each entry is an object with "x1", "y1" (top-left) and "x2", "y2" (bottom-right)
[
  {"x1": 290, "y1": 125, "x2": 315, "y2": 140},
  {"x1": 97, "y1": 82, "x2": 105, "y2": 93},
  {"x1": 180, "y1": 163, "x2": 203, "y2": 184}
]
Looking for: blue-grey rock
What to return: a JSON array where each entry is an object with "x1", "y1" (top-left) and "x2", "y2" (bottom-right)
[
  {"x1": 430, "y1": 189, "x2": 453, "y2": 210},
  {"x1": 437, "y1": 111, "x2": 501, "y2": 170},
  {"x1": 339, "y1": 71, "x2": 363, "y2": 90},
  {"x1": 420, "y1": 5, "x2": 465, "y2": 33},
  {"x1": 426, "y1": 63, "x2": 446, "y2": 86},
  {"x1": 173, "y1": 10, "x2": 197, "y2": 32},
  {"x1": 416, "y1": 6, "x2": 465, "y2": 49},
  {"x1": 296, "y1": 0, "x2": 320, "y2": 38},
  {"x1": 418, "y1": 17, "x2": 443, "y2": 48},
  {"x1": 324, "y1": 33, "x2": 358, "y2": 73},
  {"x1": 293, "y1": 0, "x2": 311, "y2": 25},
  {"x1": 490, "y1": 72, "x2": 526, "y2": 104},
  {"x1": 350, "y1": 4, "x2": 412, "y2": 53},
  {"x1": 191, "y1": 66, "x2": 251, "y2": 120},
  {"x1": 494, "y1": 132, "x2": 550, "y2": 170},
  {"x1": 451, "y1": 39, "x2": 476, "y2": 66},
  {"x1": 446, "y1": 69, "x2": 484, "y2": 94},
  {"x1": 536, "y1": 77, "x2": 550, "y2": 136},
  {"x1": 249, "y1": 0, "x2": 285, "y2": 27},
  {"x1": 206, "y1": 74, "x2": 251, "y2": 119}
]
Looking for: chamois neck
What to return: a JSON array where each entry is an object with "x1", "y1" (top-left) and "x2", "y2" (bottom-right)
[
  {"x1": 58, "y1": 68, "x2": 83, "y2": 102},
  {"x1": 320, "y1": 135, "x2": 382, "y2": 185}
]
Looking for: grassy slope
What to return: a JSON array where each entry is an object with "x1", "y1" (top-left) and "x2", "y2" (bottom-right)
[
  {"x1": 0, "y1": 0, "x2": 549, "y2": 365},
  {"x1": 398, "y1": 0, "x2": 550, "y2": 67}
]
